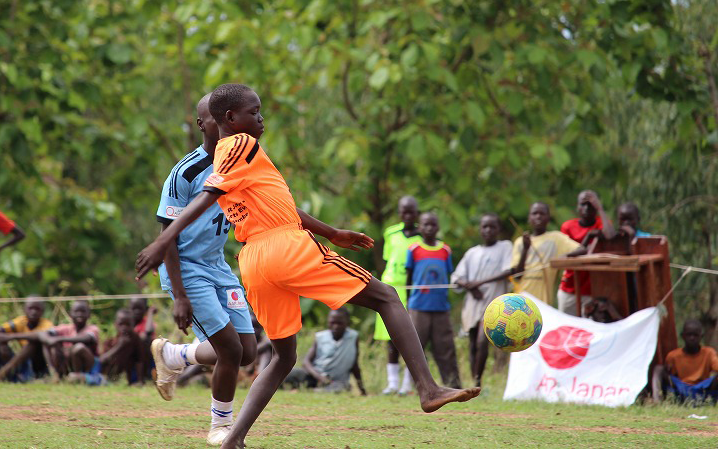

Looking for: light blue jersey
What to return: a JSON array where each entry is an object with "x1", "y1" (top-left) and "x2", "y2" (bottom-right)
[{"x1": 156, "y1": 145, "x2": 239, "y2": 290}]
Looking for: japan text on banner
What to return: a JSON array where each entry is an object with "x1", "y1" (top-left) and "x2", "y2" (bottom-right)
[{"x1": 503, "y1": 293, "x2": 660, "y2": 407}]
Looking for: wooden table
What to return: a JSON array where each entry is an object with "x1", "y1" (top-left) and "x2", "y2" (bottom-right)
[{"x1": 550, "y1": 236, "x2": 677, "y2": 363}]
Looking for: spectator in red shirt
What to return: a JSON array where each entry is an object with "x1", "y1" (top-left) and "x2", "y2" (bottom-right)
[
  {"x1": 0, "y1": 210, "x2": 25, "y2": 253},
  {"x1": 557, "y1": 191, "x2": 615, "y2": 315}
]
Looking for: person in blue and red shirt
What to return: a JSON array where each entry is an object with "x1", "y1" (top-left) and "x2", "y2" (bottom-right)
[{"x1": 405, "y1": 212, "x2": 461, "y2": 390}]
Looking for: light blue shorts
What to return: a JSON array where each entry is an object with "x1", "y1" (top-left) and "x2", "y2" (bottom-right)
[{"x1": 167, "y1": 280, "x2": 254, "y2": 342}]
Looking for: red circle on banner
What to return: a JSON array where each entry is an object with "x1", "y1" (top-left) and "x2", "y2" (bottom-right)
[
  {"x1": 539, "y1": 326, "x2": 593, "y2": 369},
  {"x1": 231, "y1": 291, "x2": 239, "y2": 301}
]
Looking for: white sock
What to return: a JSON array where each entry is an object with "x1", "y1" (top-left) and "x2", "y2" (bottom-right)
[
  {"x1": 162, "y1": 341, "x2": 200, "y2": 370},
  {"x1": 400, "y1": 367, "x2": 413, "y2": 393},
  {"x1": 210, "y1": 397, "x2": 233, "y2": 428},
  {"x1": 386, "y1": 363, "x2": 400, "y2": 390}
]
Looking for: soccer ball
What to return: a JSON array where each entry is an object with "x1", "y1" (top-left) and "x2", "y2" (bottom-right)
[{"x1": 483, "y1": 293, "x2": 543, "y2": 352}]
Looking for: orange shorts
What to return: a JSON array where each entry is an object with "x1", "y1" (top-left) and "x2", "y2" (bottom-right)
[{"x1": 239, "y1": 224, "x2": 372, "y2": 339}]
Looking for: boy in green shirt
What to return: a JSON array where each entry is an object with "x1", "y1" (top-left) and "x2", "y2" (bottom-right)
[{"x1": 375, "y1": 196, "x2": 422, "y2": 395}]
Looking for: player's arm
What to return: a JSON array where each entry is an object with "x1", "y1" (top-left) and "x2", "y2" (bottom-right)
[
  {"x1": 351, "y1": 339, "x2": 366, "y2": 396},
  {"x1": 405, "y1": 268, "x2": 413, "y2": 297},
  {"x1": 0, "y1": 225, "x2": 25, "y2": 252},
  {"x1": 302, "y1": 341, "x2": 329, "y2": 385},
  {"x1": 296, "y1": 208, "x2": 374, "y2": 251},
  {"x1": 52, "y1": 333, "x2": 96, "y2": 346},
  {"x1": 160, "y1": 222, "x2": 193, "y2": 334},
  {"x1": 136, "y1": 191, "x2": 221, "y2": 279}
]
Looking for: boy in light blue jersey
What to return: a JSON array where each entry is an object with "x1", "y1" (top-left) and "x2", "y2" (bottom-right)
[{"x1": 151, "y1": 93, "x2": 257, "y2": 446}]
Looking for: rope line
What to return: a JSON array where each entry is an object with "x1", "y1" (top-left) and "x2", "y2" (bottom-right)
[{"x1": 0, "y1": 262, "x2": 712, "y2": 303}]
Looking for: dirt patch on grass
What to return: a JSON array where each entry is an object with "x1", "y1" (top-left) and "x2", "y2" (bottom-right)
[{"x1": 0, "y1": 405, "x2": 205, "y2": 423}]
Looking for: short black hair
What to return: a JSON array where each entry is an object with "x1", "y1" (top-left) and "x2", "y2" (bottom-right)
[
  {"x1": 116, "y1": 308, "x2": 133, "y2": 319},
  {"x1": 330, "y1": 307, "x2": 350, "y2": 321},
  {"x1": 682, "y1": 318, "x2": 702, "y2": 334},
  {"x1": 531, "y1": 201, "x2": 551, "y2": 214},
  {"x1": 481, "y1": 213, "x2": 501, "y2": 227},
  {"x1": 209, "y1": 83, "x2": 255, "y2": 123},
  {"x1": 619, "y1": 202, "x2": 641, "y2": 220}
]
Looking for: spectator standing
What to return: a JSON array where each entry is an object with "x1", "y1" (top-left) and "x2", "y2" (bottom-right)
[
  {"x1": 406, "y1": 212, "x2": 461, "y2": 390},
  {"x1": 510, "y1": 202, "x2": 586, "y2": 304},
  {"x1": 617, "y1": 202, "x2": 650, "y2": 238},
  {"x1": 375, "y1": 196, "x2": 421, "y2": 395},
  {"x1": 451, "y1": 214, "x2": 513, "y2": 387},
  {"x1": 557, "y1": 191, "x2": 615, "y2": 315},
  {"x1": 0, "y1": 209, "x2": 25, "y2": 252}
]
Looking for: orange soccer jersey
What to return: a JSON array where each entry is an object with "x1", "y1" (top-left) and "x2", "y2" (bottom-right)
[
  {"x1": 204, "y1": 134, "x2": 370, "y2": 339},
  {"x1": 203, "y1": 134, "x2": 301, "y2": 242}
]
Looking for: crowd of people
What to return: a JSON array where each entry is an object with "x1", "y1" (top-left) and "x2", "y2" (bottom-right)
[
  {"x1": 2, "y1": 190, "x2": 715, "y2": 405},
  {"x1": 2, "y1": 84, "x2": 717, "y2": 446}
]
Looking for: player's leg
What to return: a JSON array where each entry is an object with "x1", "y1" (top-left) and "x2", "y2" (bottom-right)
[
  {"x1": 429, "y1": 311, "x2": 461, "y2": 389},
  {"x1": 222, "y1": 335, "x2": 297, "y2": 449},
  {"x1": 348, "y1": 278, "x2": 481, "y2": 412},
  {"x1": 473, "y1": 320, "x2": 490, "y2": 387}
]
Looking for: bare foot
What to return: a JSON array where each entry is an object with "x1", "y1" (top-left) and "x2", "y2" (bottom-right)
[{"x1": 420, "y1": 387, "x2": 481, "y2": 413}]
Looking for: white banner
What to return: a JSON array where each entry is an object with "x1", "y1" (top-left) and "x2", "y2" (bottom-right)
[{"x1": 503, "y1": 293, "x2": 660, "y2": 407}]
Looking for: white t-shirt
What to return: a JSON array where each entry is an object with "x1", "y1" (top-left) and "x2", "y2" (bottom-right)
[{"x1": 451, "y1": 240, "x2": 513, "y2": 332}]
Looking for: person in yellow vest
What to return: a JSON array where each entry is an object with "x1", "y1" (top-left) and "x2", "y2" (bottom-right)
[
  {"x1": 375, "y1": 196, "x2": 422, "y2": 395},
  {"x1": 0, "y1": 297, "x2": 53, "y2": 381}
]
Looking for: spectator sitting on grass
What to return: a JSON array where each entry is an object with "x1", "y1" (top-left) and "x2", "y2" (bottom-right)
[
  {"x1": 652, "y1": 319, "x2": 718, "y2": 403},
  {"x1": 129, "y1": 296, "x2": 156, "y2": 378},
  {"x1": 0, "y1": 297, "x2": 54, "y2": 382},
  {"x1": 95, "y1": 308, "x2": 146, "y2": 385},
  {"x1": 283, "y1": 308, "x2": 366, "y2": 395}
]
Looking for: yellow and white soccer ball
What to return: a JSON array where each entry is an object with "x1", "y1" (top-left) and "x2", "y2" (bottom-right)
[{"x1": 483, "y1": 293, "x2": 543, "y2": 352}]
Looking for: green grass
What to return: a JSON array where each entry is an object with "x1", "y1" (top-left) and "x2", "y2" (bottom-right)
[{"x1": 1, "y1": 372, "x2": 717, "y2": 449}]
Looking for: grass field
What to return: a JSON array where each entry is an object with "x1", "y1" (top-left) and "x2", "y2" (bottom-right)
[{"x1": 2, "y1": 372, "x2": 717, "y2": 449}]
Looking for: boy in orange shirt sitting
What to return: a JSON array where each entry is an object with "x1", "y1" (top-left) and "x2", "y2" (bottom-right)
[{"x1": 652, "y1": 319, "x2": 718, "y2": 402}]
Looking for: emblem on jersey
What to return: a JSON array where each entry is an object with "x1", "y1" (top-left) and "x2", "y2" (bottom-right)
[
  {"x1": 205, "y1": 173, "x2": 225, "y2": 186},
  {"x1": 165, "y1": 206, "x2": 184, "y2": 218},
  {"x1": 227, "y1": 289, "x2": 247, "y2": 310}
]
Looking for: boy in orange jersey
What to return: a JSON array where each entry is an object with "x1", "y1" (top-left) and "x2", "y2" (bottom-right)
[{"x1": 136, "y1": 83, "x2": 480, "y2": 449}]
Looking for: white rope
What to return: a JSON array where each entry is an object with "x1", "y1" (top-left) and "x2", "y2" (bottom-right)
[
  {"x1": 670, "y1": 263, "x2": 718, "y2": 276},
  {"x1": 0, "y1": 262, "x2": 713, "y2": 302},
  {"x1": 0, "y1": 293, "x2": 169, "y2": 304}
]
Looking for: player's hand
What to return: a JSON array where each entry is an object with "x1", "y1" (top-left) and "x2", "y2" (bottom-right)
[
  {"x1": 173, "y1": 295, "x2": 193, "y2": 335},
  {"x1": 329, "y1": 230, "x2": 374, "y2": 251},
  {"x1": 135, "y1": 241, "x2": 168, "y2": 280},
  {"x1": 148, "y1": 306, "x2": 158, "y2": 316}
]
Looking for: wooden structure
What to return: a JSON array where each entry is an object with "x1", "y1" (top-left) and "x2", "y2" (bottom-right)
[{"x1": 550, "y1": 236, "x2": 678, "y2": 362}]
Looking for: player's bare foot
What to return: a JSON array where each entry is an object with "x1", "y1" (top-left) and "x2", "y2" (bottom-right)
[{"x1": 420, "y1": 386, "x2": 481, "y2": 413}]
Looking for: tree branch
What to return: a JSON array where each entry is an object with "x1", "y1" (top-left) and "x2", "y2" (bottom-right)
[{"x1": 342, "y1": 62, "x2": 360, "y2": 122}]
